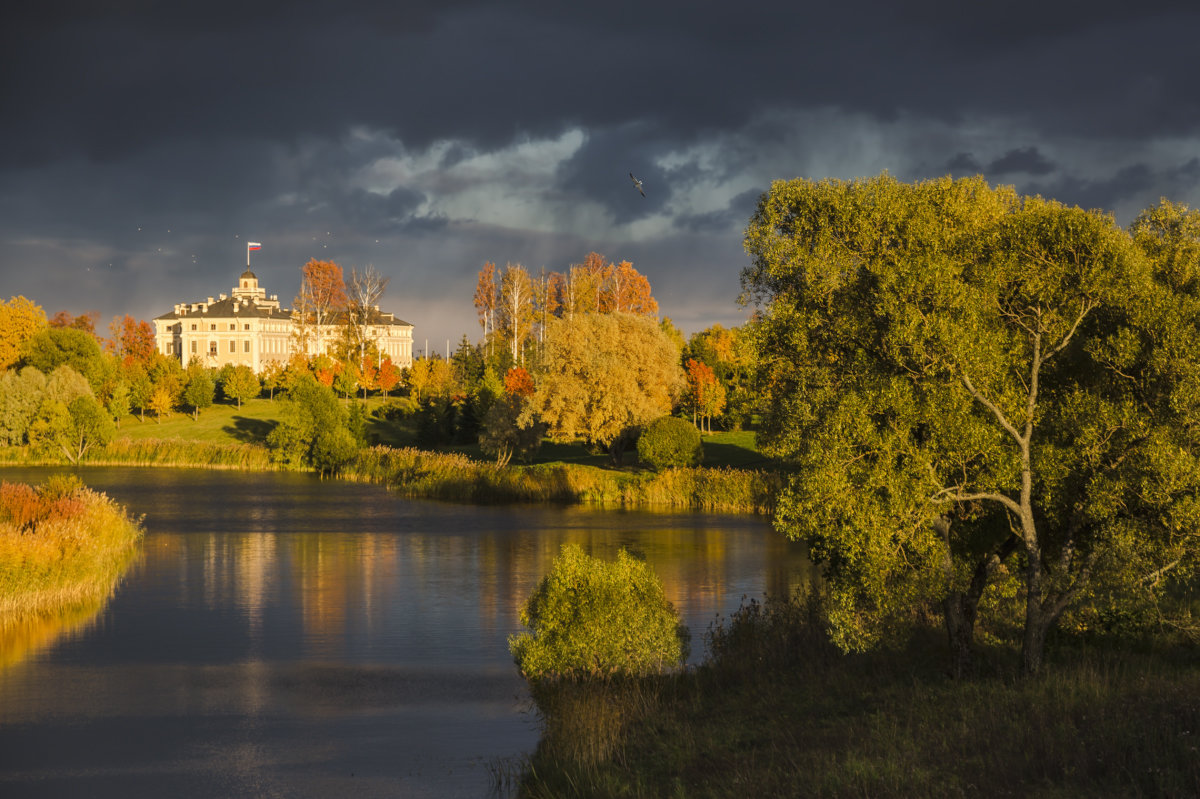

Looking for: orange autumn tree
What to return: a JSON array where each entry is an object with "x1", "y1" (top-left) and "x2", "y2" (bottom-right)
[
  {"x1": 504, "y1": 366, "x2": 535, "y2": 397},
  {"x1": 358, "y1": 357, "x2": 378, "y2": 399},
  {"x1": 685, "y1": 358, "x2": 724, "y2": 433},
  {"x1": 376, "y1": 357, "x2": 401, "y2": 397},
  {"x1": 108, "y1": 315, "x2": 156, "y2": 367},
  {"x1": 608, "y1": 260, "x2": 658, "y2": 315},
  {"x1": 49, "y1": 310, "x2": 99, "y2": 335},
  {"x1": 295, "y1": 259, "x2": 347, "y2": 356}
]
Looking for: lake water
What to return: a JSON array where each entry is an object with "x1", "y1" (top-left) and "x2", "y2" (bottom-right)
[{"x1": 0, "y1": 467, "x2": 815, "y2": 798}]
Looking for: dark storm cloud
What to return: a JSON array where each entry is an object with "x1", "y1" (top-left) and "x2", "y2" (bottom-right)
[
  {"x1": 946, "y1": 152, "x2": 984, "y2": 174},
  {"x1": 5, "y1": 1, "x2": 1200, "y2": 345},
  {"x1": 1027, "y1": 159, "x2": 1200, "y2": 218},
  {"x1": 988, "y1": 147, "x2": 1056, "y2": 177},
  {"x1": 9, "y1": 0, "x2": 1200, "y2": 168}
]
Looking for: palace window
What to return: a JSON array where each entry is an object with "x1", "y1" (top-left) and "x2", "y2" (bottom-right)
[
  {"x1": 244, "y1": 341, "x2": 251, "y2": 353},
  {"x1": 209, "y1": 342, "x2": 217, "y2": 356},
  {"x1": 229, "y1": 341, "x2": 236, "y2": 353}
]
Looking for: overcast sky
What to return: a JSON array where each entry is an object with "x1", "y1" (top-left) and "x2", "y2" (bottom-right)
[{"x1": 3, "y1": 1, "x2": 1200, "y2": 355}]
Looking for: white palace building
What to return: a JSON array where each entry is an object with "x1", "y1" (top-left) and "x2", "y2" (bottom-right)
[{"x1": 153, "y1": 269, "x2": 414, "y2": 373}]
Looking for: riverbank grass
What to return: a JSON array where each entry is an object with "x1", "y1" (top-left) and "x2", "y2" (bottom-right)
[
  {"x1": 518, "y1": 595, "x2": 1200, "y2": 798},
  {"x1": 0, "y1": 476, "x2": 144, "y2": 626}
]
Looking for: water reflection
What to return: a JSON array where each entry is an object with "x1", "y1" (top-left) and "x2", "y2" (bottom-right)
[
  {"x1": 0, "y1": 600, "x2": 108, "y2": 670},
  {"x1": 0, "y1": 467, "x2": 814, "y2": 798}
]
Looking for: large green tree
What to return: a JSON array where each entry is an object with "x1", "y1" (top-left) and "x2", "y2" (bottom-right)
[
  {"x1": 21, "y1": 327, "x2": 109, "y2": 393},
  {"x1": 743, "y1": 174, "x2": 1200, "y2": 675}
]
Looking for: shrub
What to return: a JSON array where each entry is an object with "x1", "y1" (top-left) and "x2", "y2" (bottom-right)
[
  {"x1": 637, "y1": 415, "x2": 703, "y2": 470},
  {"x1": 509, "y1": 543, "x2": 689, "y2": 681},
  {"x1": 311, "y1": 426, "x2": 358, "y2": 477},
  {"x1": 376, "y1": 397, "x2": 419, "y2": 421}
]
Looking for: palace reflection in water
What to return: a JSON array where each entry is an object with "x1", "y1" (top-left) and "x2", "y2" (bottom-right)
[{"x1": 0, "y1": 467, "x2": 814, "y2": 798}]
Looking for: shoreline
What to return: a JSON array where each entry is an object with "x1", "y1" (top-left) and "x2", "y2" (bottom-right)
[{"x1": 0, "y1": 438, "x2": 780, "y2": 516}]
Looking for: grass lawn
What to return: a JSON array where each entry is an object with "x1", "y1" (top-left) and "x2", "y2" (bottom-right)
[
  {"x1": 116, "y1": 397, "x2": 772, "y2": 471},
  {"x1": 116, "y1": 397, "x2": 285, "y2": 444}
]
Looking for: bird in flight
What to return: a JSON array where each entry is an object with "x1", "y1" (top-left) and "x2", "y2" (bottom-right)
[{"x1": 630, "y1": 172, "x2": 645, "y2": 197}]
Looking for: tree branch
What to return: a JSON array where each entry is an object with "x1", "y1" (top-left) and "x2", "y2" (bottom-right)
[
  {"x1": 1044, "y1": 299, "x2": 1095, "y2": 361},
  {"x1": 930, "y1": 486, "x2": 1024, "y2": 517},
  {"x1": 957, "y1": 367, "x2": 1025, "y2": 446}
]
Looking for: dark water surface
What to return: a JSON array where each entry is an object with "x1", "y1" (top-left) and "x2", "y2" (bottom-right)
[{"x1": 0, "y1": 467, "x2": 814, "y2": 798}]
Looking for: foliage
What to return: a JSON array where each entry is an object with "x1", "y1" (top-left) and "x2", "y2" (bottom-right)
[
  {"x1": 474, "y1": 261, "x2": 497, "y2": 351},
  {"x1": 342, "y1": 265, "x2": 390, "y2": 367},
  {"x1": 220, "y1": 364, "x2": 260, "y2": 408},
  {"x1": 332, "y1": 360, "x2": 358, "y2": 398},
  {"x1": 266, "y1": 374, "x2": 356, "y2": 475},
  {"x1": 103, "y1": 378, "x2": 131, "y2": 427},
  {"x1": 479, "y1": 394, "x2": 544, "y2": 466},
  {"x1": 48, "y1": 310, "x2": 99, "y2": 335},
  {"x1": 0, "y1": 296, "x2": 46, "y2": 371},
  {"x1": 683, "y1": 358, "x2": 725, "y2": 433},
  {"x1": 28, "y1": 394, "x2": 115, "y2": 463},
  {"x1": 523, "y1": 313, "x2": 684, "y2": 463},
  {"x1": 20, "y1": 326, "x2": 108, "y2": 393},
  {"x1": 498, "y1": 262, "x2": 535, "y2": 363},
  {"x1": 509, "y1": 543, "x2": 688, "y2": 681},
  {"x1": 686, "y1": 322, "x2": 755, "y2": 429},
  {"x1": 292, "y1": 259, "x2": 347, "y2": 356},
  {"x1": 375, "y1": 356, "x2": 401, "y2": 396},
  {"x1": 181, "y1": 366, "x2": 214, "y2": 419},
  {"x1": 0, "y1": 367, "x2": 47, "y2": 445},
  {"x1": 107, "y1": 314, "x2": 155, "y2": 366},
  {"x1": 260, "y1": 360, "x2": 285, "y2": 399},
  {"x1": 503, "y1": 366, "x2": 535, "y2": 397},
  {"x1": 406, "y1": 356, "x2": 454, "y2": 403},
  {"x1": 742, "y1": 173, "x2": 1200, "y2": 674},
  {"x1": 0, "y1": 478, "x2": 143, "y2": 624},
  {"x1": 148, "y1": 385, "x2": 174, "y2": 422},
  {"x1": 637, "y1": 415, "x2": 703, "y2": 470},
  {"x1": 148, "y1": 354, "x2": 184, "y2": 407}
]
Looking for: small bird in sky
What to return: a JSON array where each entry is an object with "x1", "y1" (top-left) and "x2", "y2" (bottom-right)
[{"x1": 630, "y1": 172, "x2": 645, "y2": 197}]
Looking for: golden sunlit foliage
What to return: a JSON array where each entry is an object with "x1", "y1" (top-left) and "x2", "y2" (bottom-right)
[
  {"x1": 523, "y1": 313, "x2": 683, "y2": 462},
  {"x1": 0, "y1": 296, "x2": 47, "y2": 371}
]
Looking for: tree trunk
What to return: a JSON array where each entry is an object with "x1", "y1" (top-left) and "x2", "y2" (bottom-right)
[
  {"x1": 943, "y1": 592, "x2": 976, "y2": 679},
  {"x1": 609, "y1": 434, "x2": 626, "y2": 465},
  {"x1": 1023, "y1": 600, "x2": 1049, "y2": 675},
  {"x1": 1021, "y1": 531, "x2": 1047, "y2": 675}
]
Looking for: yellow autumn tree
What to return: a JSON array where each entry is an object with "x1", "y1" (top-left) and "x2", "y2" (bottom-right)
[
  {"x1": 0, "y1": 296, "x2": 47, "y2": 370},
  {"x1": 521, "y1": 313, "x2": 683, "y2": 463}
]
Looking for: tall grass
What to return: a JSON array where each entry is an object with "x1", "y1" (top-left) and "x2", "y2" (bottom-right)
[
  {"x1": 0, "y1": 438, "x2": 275, "y2": 470},
  {"x1": 346, "y1": 446, "x2": 779, "y2": 513},
  {"x1": 88, "y1": 437, "x2": 276, "y2": 469},
  {"x1": 0, "y1": 476, "x2": 143, "y2": 638},
  {"x1": 516, "y1": 591, "x2": 1200, "y2": 798}
]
